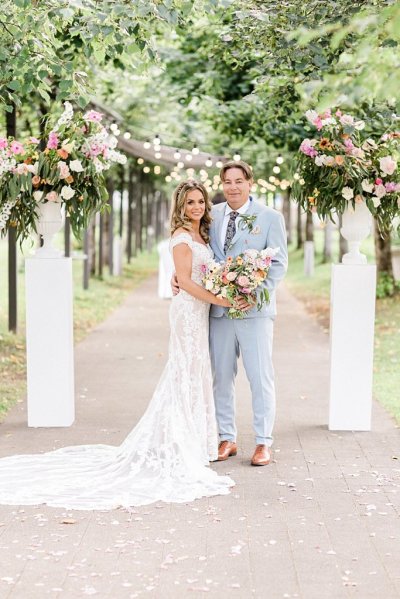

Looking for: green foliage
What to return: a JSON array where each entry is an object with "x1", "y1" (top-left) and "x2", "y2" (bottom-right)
[{"x1": 376, "y1": 271, "x2": 400, "y2": 298}]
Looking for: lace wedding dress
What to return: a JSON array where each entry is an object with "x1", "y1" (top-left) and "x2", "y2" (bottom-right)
[{"x1": 0, "y1": 233, "x2": 234, "y2": 510}]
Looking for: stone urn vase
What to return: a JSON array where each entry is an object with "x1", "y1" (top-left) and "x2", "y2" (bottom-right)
[
  {"x1": 340, "y1": 201, "x2": 372, "y2": 265},
  {"x1": 34, "y1": 201, "x2": 64, "y2": 258}
]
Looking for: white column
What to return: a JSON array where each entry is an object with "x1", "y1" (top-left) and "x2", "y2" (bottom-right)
[
  {"x1": 25, "y1": 257, "x2": 75, "y2": 427},
  {"x1": 329, "y1": 264, "x2": 376, "y2": 430},
  {"x1": 304, "y1": 240, "x2": 314, "y2": 277}
]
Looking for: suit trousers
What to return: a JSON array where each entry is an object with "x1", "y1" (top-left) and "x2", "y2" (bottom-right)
[{"x1": 209, "y1": 315, "x2": 275, "y2": 446}]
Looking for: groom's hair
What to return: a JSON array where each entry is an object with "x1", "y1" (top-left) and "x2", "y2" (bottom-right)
[{"x1": 220, "y1": 160, "x2": 253, "y2": 182}]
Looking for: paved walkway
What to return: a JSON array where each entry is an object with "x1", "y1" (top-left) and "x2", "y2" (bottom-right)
[{"x1": 0, "y1": 276, "x2": 399, "y2": 599}]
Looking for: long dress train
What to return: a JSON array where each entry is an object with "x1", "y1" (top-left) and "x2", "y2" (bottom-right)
[{"x1": 0, "y1": 233, "x2": 234, "y2": 510}]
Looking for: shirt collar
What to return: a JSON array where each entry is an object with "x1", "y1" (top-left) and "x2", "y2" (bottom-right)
[{"x1": 225, "y1": 197, "x2": 251, "y2": 217}]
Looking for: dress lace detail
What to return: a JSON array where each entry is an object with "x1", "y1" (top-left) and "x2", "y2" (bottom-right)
[{"x1": 0, "y1": 235, "x2": 233, "y2": 510}]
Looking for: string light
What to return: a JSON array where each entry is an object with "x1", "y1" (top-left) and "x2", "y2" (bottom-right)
[
  {"x1": 276, "y1": 154, "x2": 284, "y2": 165},
  {"x1": 153, "y1": 134, "x2": 161, "y2": 146},
  {"x1": 233, "y1": 152, "x2": 241, "y2": 161},
  {"x1": 154, "y1": 165, "x2": 161, "y2": 174},
  {"x1": 165, "y1": 175, "x2": 172, "y2": 182},
  {"x1": 123, "y1": 132, "x2": 131, "y2": 139},
  {"x1": 185, "y1": 154, "x2": 193, "y2": 161},
  {"x1": 273, "y1": 166, "x2": 281, "y2": 174},
  {"x1": 269, "y1": 176, "x2": 275, "y2": 183},
  {"x1": 177, "y1": 161, "x2": 184, "y2": 169},
  {"x1": 216, "y1": 160, "x2": 223, "y2": 168},
  {"x1": 155, "y1": 152, "x2": 162, "y2": 159},
  {"x1": 143, "y1": 166, "x2": 150, "y2": 173},
  {"x1": 137, "y1": 158, "x2": 144, "y2": 165},
  {"x1": 205, "y1": 157, "x2": 213, "y2": 167},
  {"x1": 192, "y1": 145, "x2": 199, "y2": 155},
  {"x1": 174, "y1": 149, "x2": 181, "y2": 160},
  {"x1": 143, "y1": 140, "x2": 151, "y2": 149},
  {"x1": 110, "y1": 123, "x2": 119, "y2": 132}
]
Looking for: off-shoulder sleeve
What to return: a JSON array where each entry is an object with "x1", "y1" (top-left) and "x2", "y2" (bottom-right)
[{"x1": 170, "y1": 232, "x2": 194, "y2": 251}]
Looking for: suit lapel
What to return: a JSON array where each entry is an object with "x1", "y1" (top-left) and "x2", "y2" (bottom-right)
[
  {"x1": 212, "y1": 204, "x2": 226, "y2": 256},
  {"x1": 230, "y1": 199, "x2": 257, "y2": 248}
]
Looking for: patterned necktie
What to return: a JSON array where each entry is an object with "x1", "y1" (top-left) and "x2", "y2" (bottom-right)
[{"x1": 223, "y1": 211, "x2": 239, "y2": 253}]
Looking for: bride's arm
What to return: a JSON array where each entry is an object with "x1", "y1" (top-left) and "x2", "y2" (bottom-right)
[{"x1": 173, "y1": 243, "x2": 231, "y2": 307}]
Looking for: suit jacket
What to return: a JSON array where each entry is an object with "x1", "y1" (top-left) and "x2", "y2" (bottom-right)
[{"x1": 209, "y1": 197, "x2": 288, "y2": 319}]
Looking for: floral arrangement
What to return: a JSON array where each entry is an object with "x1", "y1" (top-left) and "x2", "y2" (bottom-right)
[
  {"x1": 294, "y1": 109, "x2": 400, "y2": 232},
  {"x1": 202, "y1": 247, "x2": 279, "y2": 318},
  {"x1": 0, "y1": 102, "x2": 127, "y2": 240}
]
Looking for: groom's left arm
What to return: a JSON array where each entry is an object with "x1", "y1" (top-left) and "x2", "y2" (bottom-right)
[{"x1": 261, "y1": 210, "x2": 288, "y2": 294}]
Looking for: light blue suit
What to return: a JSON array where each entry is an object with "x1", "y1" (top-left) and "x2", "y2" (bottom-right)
[{"x1": 209, "y1": 197, "x2": 288, "y2": 446}]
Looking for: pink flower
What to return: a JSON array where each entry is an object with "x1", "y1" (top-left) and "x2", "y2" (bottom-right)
[
  {"x1": 47, "y1": 132, "x2": 59, "y2": 150},
  {"x1": 45, "y1": 191, "x2": 59, "y2": 202},
  {"x1": 385, "y1": 181, "x2": 397, "y2": 193},
  {"x1": 28, "y1": 137, "x2": 40, "y2": 145},
  {"x1": 226, "y1": 271, "x2": 238, "y2": 281},
  {"x1": 340, "y1": 114, "x2": 354, "y2": 126},
  {"x1": 335, "y1": 109, "x2": 342, "y2": 117},
  {"x1": 200, "y1": 264, "x2": 207, "y2": 273},
  {"x1": 58, "y1": 161, "x2": 70, "y2": 179},
  {"x1": 89, "y1": 143, "x2": 104, "y2": 157},
  {"x1": 344, "y1": 138, "x2": 354, "y2": 153},
  {"x1": 299, "y1": 138, "x2": 318, "y2": 158},
  {"x1": 0, "y1": 138, "x2": 8, "y2": 149},
  {"x1": 379, "y1": 155, "x2": 397, "y2": 176},
  {"x1": 237, "y1": 275, "x2": 250, "y2": 287},
  {"x1": 242, "y1": 288, "x2": 251, "y2": 294},
  {"x1": 10, "y1": 141, "x2": 25, "y2": 155},
  {"x1": 375, "y1": 178, "x2": 383, "y2": 185},
  {"x1": 83, "y1": 110, "x2": 103, "y2": 123}
]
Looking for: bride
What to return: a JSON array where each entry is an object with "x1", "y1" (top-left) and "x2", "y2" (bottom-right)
[{"x1": 0, "y1": 180, "x2": 235, "y2": 510}]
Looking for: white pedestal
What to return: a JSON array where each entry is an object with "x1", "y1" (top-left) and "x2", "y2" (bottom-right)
[
  {"x1": 25, "y1": 257, "x2": 75, "y2": 427},
  {"x1": 304, "y1": 241, "x2": 314, "y2": 277},
  {"x1": 329, "y1": 264, "x2": 376, "y2": 430},
  {"x1": 112, "y1": 236, "x2": 123, "y2": 276}
]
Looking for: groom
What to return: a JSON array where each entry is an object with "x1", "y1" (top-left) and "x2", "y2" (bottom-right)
[{"x1": 175, "y1": 160, "x2": 288, "y2": 465}]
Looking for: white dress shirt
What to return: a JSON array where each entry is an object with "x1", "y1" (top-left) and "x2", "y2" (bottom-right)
[{"x1": 220, "y1": 198, "x2": 251, "y2": 248}]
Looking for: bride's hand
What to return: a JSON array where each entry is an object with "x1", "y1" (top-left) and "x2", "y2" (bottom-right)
[
  {"x1": 171, "y1": 273, "x2": 180, "y2": 296},
  {"x1": 217, "y1": 297, "x2": 232, "y2": 308}
]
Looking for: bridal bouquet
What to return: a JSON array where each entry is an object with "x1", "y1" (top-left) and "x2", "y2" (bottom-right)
[
  {"x1": 0, "y1": 101, "x2": 127, "y2": 241},
  {"x1": 202, "y1": 248, "x2": 279, "y2": 318},
  {"x1": 294, "y1": 108, "x2": 400, "y2": 232}
]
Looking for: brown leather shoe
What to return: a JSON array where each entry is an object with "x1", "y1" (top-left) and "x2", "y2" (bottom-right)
[
  {"x1": 251, "y1": 444, "x2": 271, "y2": 466},
  {"x1": 218, "y1": 440, "x2": 237, "y2": 461}
]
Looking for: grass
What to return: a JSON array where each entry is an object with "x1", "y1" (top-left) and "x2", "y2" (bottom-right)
[
  {"x1": 0, "y1": 238, "x2": 158, "y2": 419},
  {"x1": 285, "y1": 231, "x2": 400, "y2": 423}
]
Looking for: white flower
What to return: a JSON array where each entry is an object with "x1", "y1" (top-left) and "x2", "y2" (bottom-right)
[
  {"x1": 69, "y1": 159, "x2": 84, "y2": 172},
  {"x1": 33, "y1": 190, "x2": 44, "y2": 202},
  {"x1": 374, "y1": 184, "x2": 386, "y2": 199},
  {"x1": 60, "y1": 185, "x2": 76, "y2": 200},
  {"x1": 372, "y1": 197, "x2": 381, "y2": 207},
  {"x1": 340, "y1": 114, "x2": 354, "y2": 126},
  {"x1": 26, "y1": 161, "x2": 39, "y2": 175},
  {"x1": 324, "y1": 156, "x2": 335, "y2": 166},
  {"x1": 62, "y1": 140, "x2": 75, "y2": 153},
  {"x1": 341, "y1": 186, "x2": 354, "y2": 201},
  {"x1": 261, "y1": 247, "x2": 280, "y2": 258},
  {"x1": 205, "y1": 280, "x2": 214, "y2": 291},
  {"x1": 379, "y1": 156, "x2": 397, "y2": 176},
  {"x1": 321, "y1": 117, "x2": 336, "y2": 127},
  {"x1": 362, "y1": 138, "x2": 378, "y2": 151},
  {"x1": 305, "y1": 110, "x2": 319, "y2": 125},
  {"x1": 354, "y1": 120, "x2": 365, "y2": 130},
  {"x1": 361, "y1": 179, "x2": 374, "y2": 193},
  {"x1": 315, "y1": 155, "x2": 326, "y2": 166}
]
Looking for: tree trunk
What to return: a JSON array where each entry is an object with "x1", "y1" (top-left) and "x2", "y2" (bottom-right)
[
  {"x1": 338, "y1": 214, "x2": 348, "y2": 263},
  {"x1": 7, "y1": 104, "x2": 17, "y2": 333},
  {"x1": 322, "y1": 219, "x2": 333, "y2": 263},
  {"x1": 305, "y1": 211, "x2": 314, "y2": 242},
  {"x1": 374, "y1": 220, "x2": 393, "y2": 276},
  {"x1": 282, "y1": 189, "x2": 292, "y2": 245},
  {"x1": 296, "y1": 202, "x2": 303, "y2": 249}
]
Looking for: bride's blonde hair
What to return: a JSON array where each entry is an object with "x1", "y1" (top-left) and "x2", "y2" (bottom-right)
[{"x1": 170, "y1": 179, "x2": 212, "y2": 243}]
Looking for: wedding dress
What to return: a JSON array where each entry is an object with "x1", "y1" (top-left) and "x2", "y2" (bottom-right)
[{"x1": 0, "y1": 232, "x2": 234, "y2": 510}]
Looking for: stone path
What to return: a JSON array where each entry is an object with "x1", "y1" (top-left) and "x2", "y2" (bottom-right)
[{"x1": 0, "y1": 276, "x2": 399, "y2": 599}]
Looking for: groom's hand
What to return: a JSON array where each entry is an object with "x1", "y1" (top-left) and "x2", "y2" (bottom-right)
[
  {"x1": 171, "y1": 272, "x2": 180, "y2": 296},
  {"x1": 234, "y1": 297, "x2": 253, "y2": 311}
]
